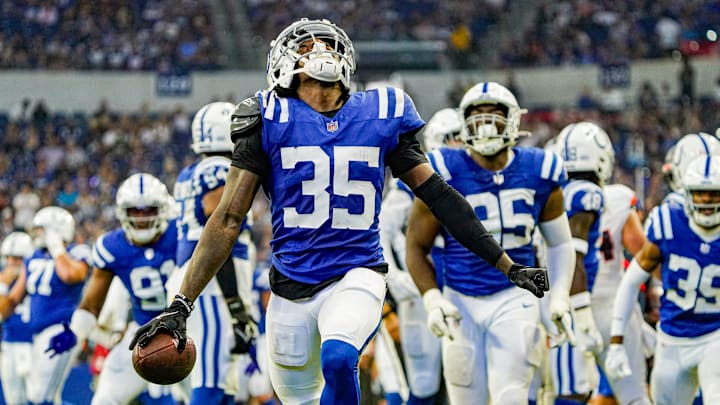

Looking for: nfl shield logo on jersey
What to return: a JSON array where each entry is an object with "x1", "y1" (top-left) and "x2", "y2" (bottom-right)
[{"x1": 326, "y1": 120, "x2": 339, "y2": 132}]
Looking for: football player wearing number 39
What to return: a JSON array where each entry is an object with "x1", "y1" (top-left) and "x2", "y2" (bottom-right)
[
  {"x1": 406, "y1": 82, "x2": 575, "y2": 405},
  {"x1": 606, "y1": 155, "x2": 720, "y2": 405},
  {"x1": 130, "y1": 18, "x2": 548, "y2": 405}
]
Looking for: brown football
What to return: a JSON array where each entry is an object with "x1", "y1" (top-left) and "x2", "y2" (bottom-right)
[{"x1": 132, "y1": 333, "x2": 196, "y2": 385}]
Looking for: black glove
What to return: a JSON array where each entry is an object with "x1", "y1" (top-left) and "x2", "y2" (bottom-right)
[
  {"x1": 129, "y1": 294, "x2": 194, "y2": 352},
  {"x1": 507, "y1": 263, "x2": 549, "y2": 298},
  {"x1": 227, "y1": 297, "x2": 258, "y2": 355}
]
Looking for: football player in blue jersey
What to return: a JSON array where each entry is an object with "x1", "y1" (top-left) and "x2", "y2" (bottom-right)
[
  {"x1": 45, "y1": 173, "x2": 177, "y2": 404},
  {"x1": 131, "y1": 19, "x2": 548, "y2": 405},
  {"x1": 549, "y1": 122, "x2": 611, "y2": 404},
  {"x1": 1, "y1": 207, "x2": 91, "y2": 405},
  {"x1": 406, "y1": 82, "x2": 575, "y2": 405},
  {"x1": 164, "y1": 101, "x2": 258, "y2": 405},
  {"x1": 378, "y1": 107, "x2": 463, "y2": 405},
  {"x1": 606, "y1": 155, "x2": 720, "y2": 405},
  {"x1": 0, "y1": 231, "x2": 34, "y2": 405}
]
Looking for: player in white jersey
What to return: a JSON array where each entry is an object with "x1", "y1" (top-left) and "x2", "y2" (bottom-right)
[
  {"x1": 0, "y1": 207, "x2": 91, "y2": 405},
  {"x1": 0, "y1": 232, "x2": 34, "y2": 405},
  {"x1": 406, "y1": 82, "x2": 575, "y2": 405},
  {"x1": 164, "y1": 101, "x2": 259, "y2": 404},
  {"x1": 132, "y1": 19, "x2": 548, "y2": 405},
  {"x1": 606, "y1": 155, "x2": 720, "y2": 404},
  {"x1": 550, "y1": 122, "x2": 610, "y2": 403},
  {"x1": 45, "y1": 173, "x2": 176, "y2": 405},
  {"x1": 378, "y1": 107, "x2": 463, "y2": 405},
  {"x1": 591, "y1": 184, "x2": 652, "y2": 405}
]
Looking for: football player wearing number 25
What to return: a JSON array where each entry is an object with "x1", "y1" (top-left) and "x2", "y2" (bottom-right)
[
  {"x1": 406, "y1": 82, "x2": 575, "y2": 405},
  {"x1": 130, "y1": 18, "x2": 548, "y2": 405}
]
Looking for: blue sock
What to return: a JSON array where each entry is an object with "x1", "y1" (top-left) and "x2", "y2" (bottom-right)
[
  {"x1": 319, "y1": 339, "x2": 360, "y2": 405},
  {"x1": 528, "y1": 401, "x2": 537, "y2": 405},
  {"x1": 385, "y1": 393, "x2": 403, "y2": 405},
  {"x1": 408, "y1": 392, "x2": 439, "y2": 405},
  {"x1": 189, "y1": 387, "x2": 229, "y2": 405}
]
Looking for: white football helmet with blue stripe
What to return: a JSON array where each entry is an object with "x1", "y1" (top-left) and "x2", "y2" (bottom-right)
[
  {"x1": 1, "y1": 231, "x2": 33, "y2": 258},
  {"x1": 668, "y1": 132, "x2": 720, "y2": 194},
  {"x1": 683, "y1": 155, "x2": 720, "y2": 228},
  {"x1": 32, "y1": 206, "x2": 75, "y2": 246},
  {"x1": 555, "y1": 121, "x2": 615, "y2": 184},
  {"x1": 422, "y1": 107, "x2": 463, "y2": 151},
  {"x1": 458, "y1": 81, "x2": 528, "y2": 156},
  {"x1": 115, "y1": 173, "x2": 171, "y2": 244},
  {"x1": 191, "y1": 102, "x2": 235, "y2": 154},
  {"x1": 267, "y1": 18, "x2": 356, "y2": 91}
]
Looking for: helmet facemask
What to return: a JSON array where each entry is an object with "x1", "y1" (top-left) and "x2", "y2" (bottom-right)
[
  {"x1": 115, "y1": 173, "x2": 170, "y2": 245},
  {"x1": 463, "y1": 107, "x2": 514, "y2": 156},
  {"x1": 683, "y1": 156, "x2": 720, "y2": 229},
  {"x1": 266, "y1": 19, "x2": 356, "y2": 92},
  {"x1": 119, "y1": 206, "x2": 166, "y2": 245}
]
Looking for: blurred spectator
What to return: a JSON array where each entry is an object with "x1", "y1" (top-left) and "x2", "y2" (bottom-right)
[
  {"x1": 8, "y1": 98, "x2": 33, "y2": 123},
  {"x1": 678, "y1": 56, "x2": 696, "y2": 106},
  {"x1": 637, "y1": 81, "x2": 660, "y2": 114},
  {"x1": 12, "y1": 182, "x2": 40, "y2": 231},
  {"x1": 576, "y1": 86, "x2": 598, "y2": 110}
]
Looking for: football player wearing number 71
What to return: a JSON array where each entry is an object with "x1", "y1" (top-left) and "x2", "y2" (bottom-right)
[
  {"x1": 130, "y1": 18, "x2": 549, "y2": 405},
  {"x1": 605, "y1": 155, "x2": 720, "y2": 405}
]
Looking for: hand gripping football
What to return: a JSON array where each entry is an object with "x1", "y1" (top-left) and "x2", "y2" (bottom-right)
[{"x1": 132, "y1": 333, "x2": 196, "y2": 385}]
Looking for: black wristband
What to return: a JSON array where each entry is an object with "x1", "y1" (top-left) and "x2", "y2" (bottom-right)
[
  {"x1": 173, "y1": 293, "x2": 194, "y2": 314},
  {"x1": 413, "y1": 173, "x2": 505, "y2": 267}
]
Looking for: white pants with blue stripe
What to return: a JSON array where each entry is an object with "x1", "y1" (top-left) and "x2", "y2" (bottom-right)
[{"x1": 27, "y1": 323, "x2": 77, "y2": 404}]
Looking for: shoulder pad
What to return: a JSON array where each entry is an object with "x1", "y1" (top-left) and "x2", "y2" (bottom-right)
[{"x1": 230, "y1": 96, "x2": 261, "y2": 141}]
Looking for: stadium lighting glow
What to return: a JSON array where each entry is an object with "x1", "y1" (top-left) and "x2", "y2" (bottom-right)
[{"x1": 707, "y1": 30, "x2": 718, "y2": 42}]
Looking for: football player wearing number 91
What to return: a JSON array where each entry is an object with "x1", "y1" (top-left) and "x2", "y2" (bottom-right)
[
  {"x1": 606, "y1": 155, "x2": 720, "y2": 405},
  {"x1": 46, "y1": 173, "x2": 177, "y2": 405},
  {"x1": 130, "y1": 18, "x2": 548, "y2": 405},
  {"x1": 406, "y1": 82, "x2": 575, "y2": 405}
]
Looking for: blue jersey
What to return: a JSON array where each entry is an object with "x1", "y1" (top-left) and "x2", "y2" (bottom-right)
[
  {"x1": 563, "y1": 179, "x2": 604, "y2": 291},
  {"x1": 91, "y1": 222, "x2": 177, "y2": 326},
  {"x1": 646, "y1": 203, "x2": 720, "y2": 338},
  {"x1": 662, "y1": 191, "x2": 685, "y2": 208},
  {"x1": 1, "y1": 279, "x2": 31, "y2": 343},
  {"x1": 428, "y1": 147, "x2": 566, "y2": 296},
  {"x1": 174, "y1": 156, "x2": 251, "y2": 267},
  {"x1": 25, "y1": 244, "x2": 91, "y2": 333},
  {"x1": 257, "y1": 87, "x2": 424, "y2": 283}
]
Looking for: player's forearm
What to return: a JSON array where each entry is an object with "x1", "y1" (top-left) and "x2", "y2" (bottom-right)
[
  {"x1": 610, "y1": 259, "x2": 651, "y2": 343},
  {"x1": 569, "y1": 253, "x2": 588, "y2": 295},
  {"x1": 180, "y1": 211, "x2": 242, "y2": 301},
  {"x1": 406, "y1": 245, "x2": 437, "y2": 294},
  {"x1": 54, "y1": 257, "x2": 89, "y2": 284},
  {"x1": 539, "y1": 214, "x2": 575, "y2": 297}
]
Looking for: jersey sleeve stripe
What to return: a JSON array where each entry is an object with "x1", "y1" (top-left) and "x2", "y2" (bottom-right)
[
  {"x1": 377, "y1": 87, "x2": 389, "y2": 119},
  {"x1": 551, "y1": 155, "x2": 564, "y2": 182},
  {"x1": 92, "y1": 234, "x2": 114, "y2": 267},
  {"x1": 278, "y1": 97, "x2": 289, "y2": 123},
  {"x1": 660, "y1": 204, "x2": 674, "y2": 240},
  {"x1": 649, "y1": 207, "x2": 662, "y2": 240},
  {"x1": 393, "y1": 88, "x2": 404, "y2": 118},
  {"x1": 263, "y1": 93, "x2": 276, "y2": 120},
  {"x1": 427, "y1": 150, "x2": 452, "y2": 180},
  {"x1": 540, "y1": 150, "x2": 553, "y2": 179}
]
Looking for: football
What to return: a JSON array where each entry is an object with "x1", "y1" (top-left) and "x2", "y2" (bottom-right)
[{"x1": 132, "y1": 333, "x2": 196, "y2": 385}]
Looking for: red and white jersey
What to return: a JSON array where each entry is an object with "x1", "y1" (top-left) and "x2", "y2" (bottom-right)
[{"x1": 593, "y1": 184, "x2": 639, "y2": 298}]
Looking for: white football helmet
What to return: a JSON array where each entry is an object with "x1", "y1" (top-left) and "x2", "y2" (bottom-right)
[
  {"x1": 32, "y1": 206, "x2": 75, "y2": 247},
  {"x1": 683, "y1": 155, "x2": 720, "y2": 228},
  {"x1": 555, "y1": 121, "x2": 615, "y2": 184},
  {"x1": 1, "y1": 231, "x2": 33, "y2": 258},
  {"x1": 191, "y1": 102, "x2": 235, "y2": 154},
  {"x1": 422, "y1": 108, "x2": 463, "y2": 151},
  {"x1": 662, "y1": 145, "x2": 677, "y2": 191},
  {"x1": 115, "y1": 173, "x2": 171, "y2": 245},
  {"x1": 668, "y1": 132, "x2": 720, "y2": 193},
  {"x1": 266, "y1": 18, "x2": 356, "y2": 91},
  {"x1": 458, "y1": 82, "x2": 529, "y2": 156}
]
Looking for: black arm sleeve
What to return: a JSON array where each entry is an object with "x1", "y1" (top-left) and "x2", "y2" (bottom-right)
[
  {"x1": 231, "y1": 127, "x2": 271, "y2": 177},
  {"x1": 386, "y1": 127, "x2": 428, "y2": 177},
  {"x1": 412, "y1": 173, "x2": 505, "y2": 267}
]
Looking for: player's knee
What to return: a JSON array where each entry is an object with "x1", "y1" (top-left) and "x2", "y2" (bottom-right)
[
  {"x1": 408, "y1": 372, "x2": 441, "y2": 398},
  {"x1": 320, "y1": 339, "x2": 359, "y2": 382},
  {"x1": 492, "y1": 383, "x2": 530, "y2": 405}
]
